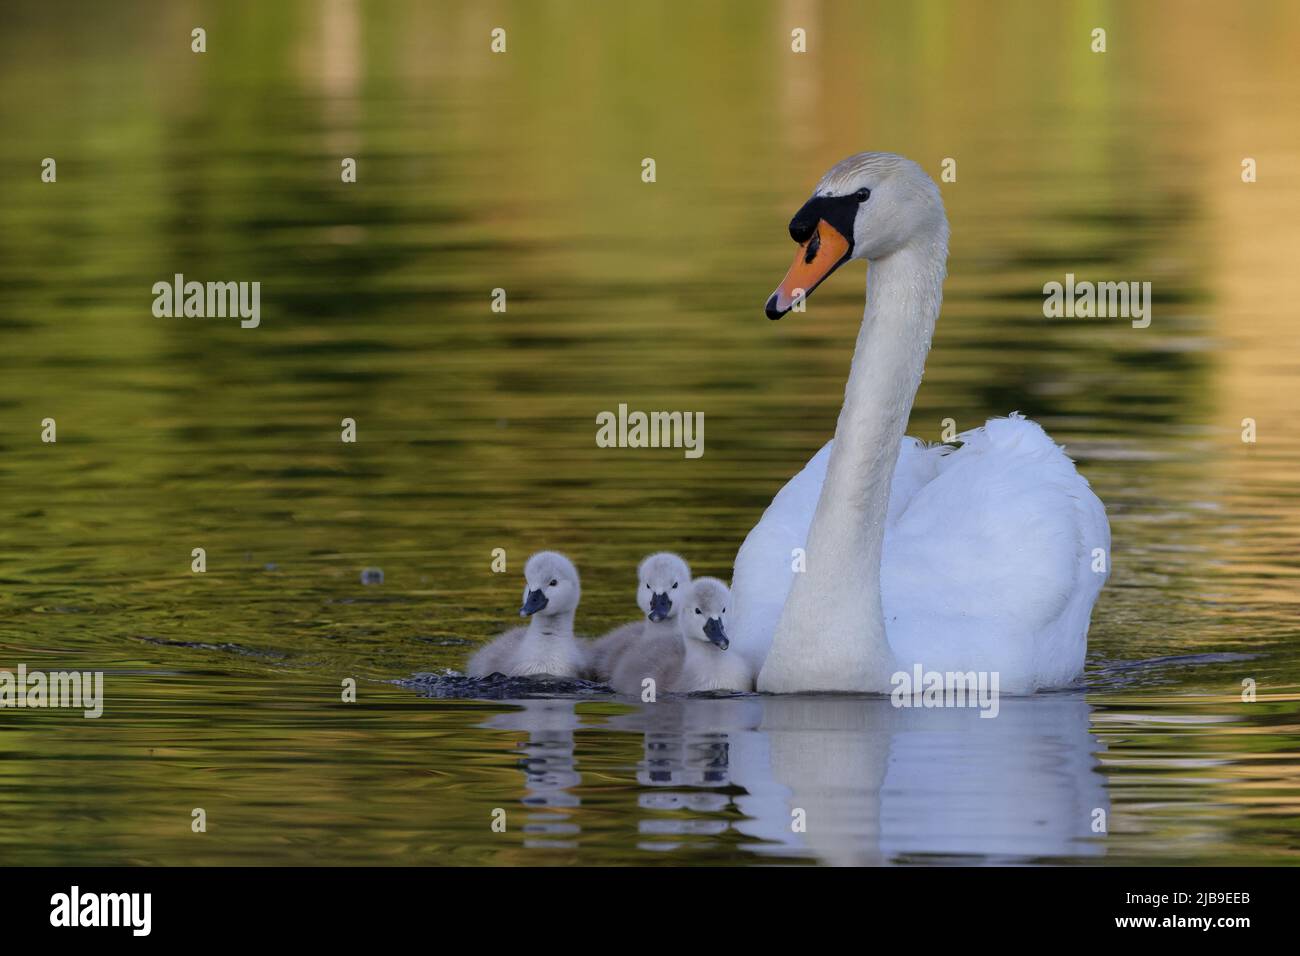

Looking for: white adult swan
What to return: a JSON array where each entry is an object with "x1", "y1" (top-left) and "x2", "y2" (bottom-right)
[{"x1": 730, "y1": 152, "x2": 1109, "y2": 695}]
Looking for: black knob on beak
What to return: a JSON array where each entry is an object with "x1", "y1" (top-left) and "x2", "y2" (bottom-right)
[{"x1": 789, "y1": 213, "x2": 817, "y2": 244}]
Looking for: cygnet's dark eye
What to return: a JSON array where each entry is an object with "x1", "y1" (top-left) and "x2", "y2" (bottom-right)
[
  {"x1": 854, "y1": 187, "x2": 870, "y2": 202},
  {"x1": 695, "y1": 608, "x2": 702, "y2": 615},
  {"x1": 672, "y1": 582, "x2": 678, "y2": 589},
  {"x1": 645, "y1": 583, "x2": 651, "y2": 589},
  {"x1": 549, "y1": 579, "x2": 558, "y2": 587}
]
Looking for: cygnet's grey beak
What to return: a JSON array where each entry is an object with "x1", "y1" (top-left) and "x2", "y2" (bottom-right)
[
  {"x1": 703, "y1": 617, "x2": 729, "y2": 650},
  {"x1": 520, "y1": 588, "x2": 548, "y2": 616},
  {"x1": 647, "y1": 591, "x2": 672, "y2": 622}
]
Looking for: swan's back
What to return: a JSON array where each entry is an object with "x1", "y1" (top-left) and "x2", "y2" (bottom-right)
[{"x1": 883, "y1": 415, "x2": 1108, "y2": 688}]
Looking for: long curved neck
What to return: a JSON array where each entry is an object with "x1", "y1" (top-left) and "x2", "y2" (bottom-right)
[
  {"x1": 760, "y1": 238, "x2": 946, "y2": 693},
  {"x1": 819, "y1": 240, "x2": 945, "y2": 560}
]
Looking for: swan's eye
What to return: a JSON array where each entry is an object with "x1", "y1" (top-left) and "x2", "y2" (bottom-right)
[
  {"x1": 645, "y1": 583, "x2": 650, "y2": 589},
  {"x1": 672, "y1": 582, "x2": 678, "y2": 589},
  {"x1": 549, "y1": 579, "x2": 557, "y2": 587},
  {"x1": 854, "y1": 187, "x2": 870, "y2": 202},
  {"x1": 695, "y1": 608, "x2": 702, "y2": 615}
]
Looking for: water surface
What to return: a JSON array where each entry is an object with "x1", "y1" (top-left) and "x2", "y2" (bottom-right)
[{"x1": 0, "y1": 0, "x2": 1298, "y2": 865}]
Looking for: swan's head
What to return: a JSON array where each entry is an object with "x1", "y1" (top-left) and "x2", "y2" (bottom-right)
[
  {"x1": 766, "y1": 151, "x2": 948, "y2": 319},
  {"x1": 680, "y1": 577, "x2": 730, "y2": 650},
  {"x1": 518, "y1": 551, "x2": 580, "y2": 617},
  {"x1": 635, "y1": 551, "x2": 691, "y2": 623}
]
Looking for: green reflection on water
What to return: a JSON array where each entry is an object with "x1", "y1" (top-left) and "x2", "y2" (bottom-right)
[{"x1": 0, "y1": 0, "x2": 1297, "y2": 865}]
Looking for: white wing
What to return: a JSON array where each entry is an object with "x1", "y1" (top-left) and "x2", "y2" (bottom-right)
[{"x1": 729, "y1": 414, "x2": 1109, "y2": 691}]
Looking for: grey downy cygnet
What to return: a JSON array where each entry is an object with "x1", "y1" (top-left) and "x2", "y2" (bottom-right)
[
  {"x1": 467, "y1": 551, "x2": 584, "y2": 679},
  {"x1": 609, "y1": 576, "x2": 751, "y2": 695},
  {"x1": 586, "y1": 551, "x2": 689, "y2": 683}
]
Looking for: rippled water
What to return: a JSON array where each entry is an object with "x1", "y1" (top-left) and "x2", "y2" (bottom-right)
[{"x1": 1, "y1": 1, "x2": 1298, "y2": 865}]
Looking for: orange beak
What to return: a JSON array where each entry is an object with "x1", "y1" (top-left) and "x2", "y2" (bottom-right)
[{"x1": 765, "y1": 219, "x2": 852, "y2": 319}]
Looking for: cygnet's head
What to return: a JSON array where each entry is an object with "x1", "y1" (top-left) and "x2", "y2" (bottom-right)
[
  {"x1": 766, "y1": 151, "x2": 949, "y2": 319},
  {"x1": 635, "y1": 552, "x2": 690, "y2": 623},
  {"x1": 680, "y1": 577, "x2": 730, "y2": 650},
  {"x1": 518, "y1": 551, "x2": 580, "y2": 618}
]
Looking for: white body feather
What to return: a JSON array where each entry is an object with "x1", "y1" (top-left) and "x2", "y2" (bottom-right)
[{"x1": 731, "y1": 418, "x2": 1109, "y2": 693}]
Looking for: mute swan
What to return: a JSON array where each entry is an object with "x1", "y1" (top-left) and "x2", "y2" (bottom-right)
[
  {"x1": 607, "y1": 627, "x2": 682, "y2": 695},
  {"x1": 730, "y1": 152, "x2": 1109, "y2": 695},
  {"x1": 586, "y1": 552, "x2": 690, "y2": 682},
  {"x1": 610, "y1": 577, "x2": 753, "y2": 695},
  {"x1": 673, "y1": 578, "x2": 753, "y2": 692},
  {"x1": 466, "y1": 551, "x2": 585, "y2": 679}
]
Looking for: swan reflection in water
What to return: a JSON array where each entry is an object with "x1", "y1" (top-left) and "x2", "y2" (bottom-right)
[
  {"x1": 480, "y1": 700, "x2": 584, "y2": 849},
  {"x1": 481, "y1": 694, "x2": 1107, "y2": 864}
]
